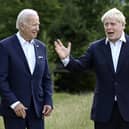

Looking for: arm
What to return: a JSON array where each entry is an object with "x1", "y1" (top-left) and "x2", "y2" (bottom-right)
[
  {"x1": 42, "y1": 47, "x2": 53, "y2": 116},
  {"x1": 54, "y1": 39, "x2": 93, "y2": 72},
  {"x1": 0, "y1": 44, "x2": 18, "y2": 105},
  {"x1": 0, "y1": 44, "x2": 27, "y2": 119}
]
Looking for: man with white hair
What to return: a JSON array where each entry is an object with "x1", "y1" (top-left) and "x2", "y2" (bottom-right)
[
  {"x1": 55, "y1": 8, "x2": 129, "y2": 129},
  {"x1": 0, "y1": 9, "x2": 53, "y2": 129}
]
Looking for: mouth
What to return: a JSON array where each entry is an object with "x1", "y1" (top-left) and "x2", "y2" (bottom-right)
[
  {"x1": 32, "y1": 31, "x2": 38, "y2": 35},
  {"x1": 107, "y1": 32, "x2": 114, "y2": 35},
  {"x1": 107, "y1": 32, "x2": 114, "y2": 37}
]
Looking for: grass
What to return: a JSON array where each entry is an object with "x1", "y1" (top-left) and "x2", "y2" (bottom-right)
[
  {"x1": 0, "y1": 117, "x2": 4, "y2": 129},
  {"x1": 45, "y1": 92, "x2": 94, "y2": 129},
  {"x1": 0, "y1": 92, "x2": 94, "y2": 129}
]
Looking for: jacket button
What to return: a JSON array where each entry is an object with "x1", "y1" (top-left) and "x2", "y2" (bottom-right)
[{"x1": 114, "y1": 82, "x2": 118, "y2": 86}]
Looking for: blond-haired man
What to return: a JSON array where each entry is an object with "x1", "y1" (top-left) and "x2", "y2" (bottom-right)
[{"x1": 55, "y1": 8, "x2": 129, "y2": 129}]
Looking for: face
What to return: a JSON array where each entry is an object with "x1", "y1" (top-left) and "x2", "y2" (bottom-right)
[
  {"x1": 103, "y1": 18, "x2": 125, "y2": 43},
  {"x1": 20, "y1": 14, "x2": 40, "y2": 41}
]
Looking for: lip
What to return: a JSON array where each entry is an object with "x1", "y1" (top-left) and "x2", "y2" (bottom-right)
[
  {"x1": 107, "y1": 32, "x2": 114, "y2": 34},
  {"x1": 32, "y1": 32, "x2": 38, "y2": 35},
  {"x1": 107, "y1": 32, "x2": 114, "y2": 36}
]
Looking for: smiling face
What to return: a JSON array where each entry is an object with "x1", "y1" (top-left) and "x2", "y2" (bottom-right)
[
  {"x1": 19, "y1": 14, "x2": 40, "y2": 41},
  {"x1": 104, "y1": 18, "x2": 125, "y2": 43}
]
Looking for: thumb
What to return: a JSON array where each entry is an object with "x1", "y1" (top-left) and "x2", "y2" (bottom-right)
[
  {"x1": 24, "y1": 106, "x2": 28, "y2": 110},
  {"x1": 42, "y1": 106, "x2": 47, "y2": 113}
]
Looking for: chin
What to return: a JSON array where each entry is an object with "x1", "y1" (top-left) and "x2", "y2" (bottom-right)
[
  {"x1": 34, "y1": 34, "x2": 38, "y2": 37},
  {"x1": 108, "y1": 36, "x2": 115, "y2": 41},
  {"x1": 32, "y1": 35, "x2": 37, "y2": 39}
]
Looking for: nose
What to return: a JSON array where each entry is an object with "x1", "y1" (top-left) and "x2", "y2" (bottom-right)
[
  {"x1": 34, "y1": 24, "x2": 39, "y2": 31},
  {"x1": 107, "y1": 25, "x2": 111, "y2": 29},
  {"x1": 36, "y1": 25, "x2": 39, "y2": 31}
]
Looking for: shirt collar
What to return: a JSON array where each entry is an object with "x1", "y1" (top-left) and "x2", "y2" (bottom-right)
[
  {"x1": 105, "y1": 31, "x2": 126, "y2": 45},
  {"x1": 16, "y1": 32, "x2": 34, "y2": 46}
]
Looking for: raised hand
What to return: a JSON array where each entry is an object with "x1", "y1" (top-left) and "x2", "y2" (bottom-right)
[{"x1": 54, "y1": 39, "x2": 71, "y2": 59}]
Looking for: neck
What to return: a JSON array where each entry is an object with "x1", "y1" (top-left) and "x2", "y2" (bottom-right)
[{"x1": 19, "y1": 32, "x2": 31, "y2": 42}]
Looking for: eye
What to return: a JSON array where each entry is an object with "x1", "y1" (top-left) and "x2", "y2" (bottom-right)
[
  {"x1": 110, "y1": 23, "x2": 115, "y2": 26},
  {"x1": 104, "y1": 23, "x2": 108, "y2": 27}
]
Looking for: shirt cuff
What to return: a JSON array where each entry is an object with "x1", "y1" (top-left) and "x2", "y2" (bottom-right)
[
  {"x1": 10, "y1": 101, "x2": 20, "y2": 109},
  {"x1": 61, "y1": 56, "x2": 70, "y2": 67}
]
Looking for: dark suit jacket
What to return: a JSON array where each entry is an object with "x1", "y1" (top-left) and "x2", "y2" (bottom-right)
[
  {"x1": 66, "y1": 34, "x2": 129, "y2": 122},
  {"x1": 0, "y1": 34, "x2": 53, "y2": 118}
]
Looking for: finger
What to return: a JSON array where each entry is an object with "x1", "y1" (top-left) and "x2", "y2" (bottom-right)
[
  {"x1": 68, "y1": 42, "x2": 71, "y2": 51},
  {"x1": 15, "y1": 111, "x2": 23, "y2": 118},
  {"x1": 57, "y1": 39, "x2": 64, "y2": 46},
  {"x1": 15, "y1": 111, "x2": 21, "y2": 117},
  {"x1": 14, "y1": 106, "x2": 27, "y2": 114},
  {"x1": 21, "y1": 111, "x2": 26, "y2": 119},
  {"x1": 15, "y1": 108, "x2": 27, "y2": 118},
  {"x1": 44, "y1": 109, "x2": 49, "y2": 114},
  {"x1": 23, "y1": 106, "x2": 28, "y2": 110},
  {"x1": 42, "y1": 107, "x2": 46, "y2": 114},
  {"x1": 54, "y1": 41, "x2": 58, "y2": 46},
  {"x1": 42, "y1": 106, "x2": 50, "y2": 114},
  {"x1": 54, "y1": 41, "x2": 61, "y2": 48},
  {"x1": 43, "y1": 109, "x2": 51, "y2": 116},
  {"x1": 43, "y1": 106, "x2": 52, "y2": 115}
]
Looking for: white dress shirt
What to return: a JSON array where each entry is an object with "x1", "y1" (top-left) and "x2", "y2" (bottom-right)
[
  {"x1": 106, "y1": 32, "x2": 126, "y2": 72},
  {"x1": 106, "y1": 32, "x2": 126, "y2": 101},
  {"x1": 10, "y1": 32, "x2": 36, "y2": 109},
  {"x1": 17, "y1": 32, "x2": 36, "y2": 74},
  {"x1": 109, "y1": 41, "x2": 122, "y2": 72}
]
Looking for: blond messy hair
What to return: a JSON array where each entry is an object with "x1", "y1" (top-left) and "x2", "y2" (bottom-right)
[{"x1": 101, "y1": 8, "x2": 126, "y2": 26}]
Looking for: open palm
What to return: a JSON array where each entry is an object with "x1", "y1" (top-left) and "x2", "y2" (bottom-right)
[{"x1": 54, "y1": 39, "x2": 71, "y2": 59}]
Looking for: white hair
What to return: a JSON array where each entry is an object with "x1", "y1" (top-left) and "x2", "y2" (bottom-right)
[
  {"x1": 101, "y1": 8, "x2": 126, "y2": 26},
  {"x1": 16, "y1": 9, "x2": 38, "y2": 29}
]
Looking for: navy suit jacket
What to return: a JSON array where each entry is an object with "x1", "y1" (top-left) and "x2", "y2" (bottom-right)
[
  {"x1": 0, "y1": 34, "x2": 53, "y2": 118},
  {"x1": 66, "y1": 34, "x2": 129, "y2": 122}
]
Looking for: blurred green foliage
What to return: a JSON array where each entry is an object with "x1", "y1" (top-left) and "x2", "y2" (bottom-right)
[{"x1": 0, "y1": 0, "x2": 128, "y2": 91}]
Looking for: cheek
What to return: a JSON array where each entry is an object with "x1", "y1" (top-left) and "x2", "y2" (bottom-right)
[
  {"x1": 27, "y1": 29, "x2": 33, "y2": 35},
  {"x1": 116, "y1": 27, "x2": 123, "y2": 34},
  {"x1": 116, "y1": 24, "x2": 124, "y2": 30}
]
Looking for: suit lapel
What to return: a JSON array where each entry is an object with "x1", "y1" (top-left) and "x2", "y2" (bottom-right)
[
  {"x1": 13, "y1": 35, "x2": 44, "y2": 77},
  {"x1": 32, "y1": 41, "x2": 40, "y2": 77},
  {"x1": 13, "y1": 35, "x2": 31, "y2": 75},
  {"x1": 102, "y1": 41, "x2": 115, "y2": 73},
  {"x1": 116, "y1": 38, "x2": 129, "y2": 73}
]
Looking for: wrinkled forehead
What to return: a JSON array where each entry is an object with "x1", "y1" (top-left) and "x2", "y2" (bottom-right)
[
  {"x1": 25, "y1": 14, "x2": 39, "y2": 21},
  {"x1": 103, "y1": 16, "x2": 124, "y2": 25},
  {"x1": 24, "y1": 14, "x2": 40, "y2": 24}
]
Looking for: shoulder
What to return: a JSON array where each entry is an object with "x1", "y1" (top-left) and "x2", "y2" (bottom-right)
[
  {"x1": 125, "y1": 34, "x2": 129, "y2": 41},
  {"x1": 90, "y1": 38, "x2": 105, "y2": 47},
  {"x1": 0, "y1": 34, "x2": 17, "y2": 46},
  {"x1": 88, "y1": 38, "x2": 106, "y2": 49}
]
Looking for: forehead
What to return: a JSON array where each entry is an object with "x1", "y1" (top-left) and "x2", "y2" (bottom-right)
[
  {"x1": 25, "y1": 14, "x2": 39, "y2": 23},
  {"x1": 103, "y1": 17, "x2": 121, "y2": 24},
  {"x1": 27, "y1": 15, "x2": 39, "y2": 20}
]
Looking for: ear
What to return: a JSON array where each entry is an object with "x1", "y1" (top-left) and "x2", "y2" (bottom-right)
[
  {"x1": 122, "y1": 23, "x2": 125, "y2": 29},
  {"x1": 20, "y1": 23, "x2": 25, "y2": 30}
]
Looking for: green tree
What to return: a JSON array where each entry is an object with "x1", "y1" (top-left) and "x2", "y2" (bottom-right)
[
  {"x1": 52, "y1": 0, "x2": 123, "y2": 91},
  {"x1": 0, "y1": 0, "x2": 126, "y2": 91}
]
